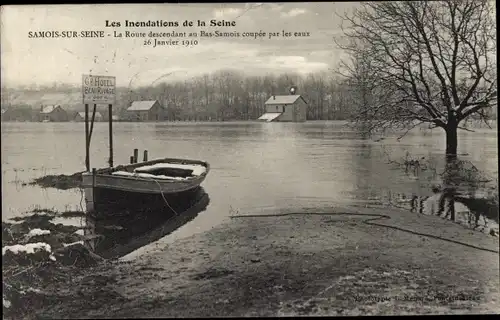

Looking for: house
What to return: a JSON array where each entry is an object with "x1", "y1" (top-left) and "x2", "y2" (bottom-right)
[
  {"x1": 258, "y1": 94, "x2": 308, "y2": 122},
  {"x1": 74, "y1": 111, "x2": 103, "y2": 122},
  {"x1": 39, "y1": 105, "x2": 68, "y2": 122},
  {"x1": 126, "y1": 100, "x2": 165, "y2": 121}
]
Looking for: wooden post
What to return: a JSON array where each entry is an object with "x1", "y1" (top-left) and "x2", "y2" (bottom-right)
[
  {"x1": 133, "y1": 148, "x2": 139, "y2": 163},
  {"x1": 143, "y1": 150, "x2": 148, "y2": 162},
  {"x1": 92, "y1": 168, "x2": 97, "y2": 188},
  {"x1": 108, "y1": 104, "x2": 113, "y2": 167},
  {"x1": 85, "y1": 104, "x2": 90, "y2": 171},
  {"x1": 130, "y1": 156, "x2": 134, "y2": 164},
  {"x1": 88, "y1": 104, "x2": 97, "y2": 145}
]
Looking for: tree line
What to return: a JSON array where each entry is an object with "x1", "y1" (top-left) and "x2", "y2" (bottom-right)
[
  {"x1": 119, "y1": 70, "x2": 358, "y2": 121},
  {"x1": 2, "y1": 71, "x2": 364, "y2": 122}
]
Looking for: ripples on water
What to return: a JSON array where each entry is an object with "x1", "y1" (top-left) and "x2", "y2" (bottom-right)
[{"x1": 2, "y1": 121, "x2": 498, "y2": 245}]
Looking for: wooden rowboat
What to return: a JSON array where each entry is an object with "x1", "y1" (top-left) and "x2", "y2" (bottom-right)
[{"x1": 81, "y1": 158, "x2": 210, "y2": 195}]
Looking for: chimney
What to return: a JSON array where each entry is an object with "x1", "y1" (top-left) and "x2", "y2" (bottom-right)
[
  {"x1": 273, "y1": 95, "x2": 275, "y2": 100},
  {"x1": 40, "y1": 105, "x2": 43, "y2": 112}
]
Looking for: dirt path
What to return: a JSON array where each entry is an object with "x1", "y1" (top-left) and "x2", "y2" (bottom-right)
[{"x1": 38, "y1": 205, "x2": 499, "y2": 317}]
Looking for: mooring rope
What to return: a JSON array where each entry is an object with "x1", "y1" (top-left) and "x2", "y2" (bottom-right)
[
  {"x1": 151, "y1": 178, "x2": 180, "y2": 216},
  {"x1": 230, "y1": 212, "x2": 498, "y2": 254},
  {"x1": 79, "y1": 188, "x2": 85, "y2": 212}
]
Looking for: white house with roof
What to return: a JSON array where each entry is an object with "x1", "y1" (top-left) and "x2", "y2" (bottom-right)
[
  {"x1": 39, "y1": 105, "x2": 68, "y2": 122},
  {"x1": 126, "y1": 100, "x2": 165, "y2": 121},
  {"x1": 258, "y1": 94, "x2": 308, "y2": 122}
]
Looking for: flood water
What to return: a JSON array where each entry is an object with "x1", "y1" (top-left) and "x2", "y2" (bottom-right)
[{"x1": 1, "y1": 121, "x2": 498, "y2": 247}]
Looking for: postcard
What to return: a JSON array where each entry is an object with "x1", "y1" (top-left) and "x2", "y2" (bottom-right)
[{"x1": 1, "y1": 2, "x2": 498, "y2": 318}]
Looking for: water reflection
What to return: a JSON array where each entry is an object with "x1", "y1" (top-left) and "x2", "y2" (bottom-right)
[
  {"x1": 381, "y1": 157, "x2": 499, "y2": 236},
  {"x1": 84, "y1": 187, "x2": 210, "y2": 259}
]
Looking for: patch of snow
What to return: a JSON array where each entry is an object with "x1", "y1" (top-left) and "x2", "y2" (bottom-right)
[
  {"x1": 29, "y1": 210, "x2": 56, "y2": 216},
  {"x1": 111, "y1": 171, "x2": 189, "y2": 181},
  {"x1": 338, "y1": 275, "x2": 356, "y2": 281},
  {"x1": 2, "y1": 242, "x2": 52, "y2": 255},
  {"x1": 63, "y1": 241, "x2": 84, "y2": 247},
  {"x1": 74, "y1": 229, "x2": 84, "y2": 236},
  {"x1": 3, "y1": 298, "x2": 11, "y2": 309},
  {"x1": 28, "y1": 228, "x2": 51, "y2": 236},
  {"x1": 134, "y1": 163, "x2": 207, "y2": 176},
  {"x1": 423, "y1": 194, "x2": 440, "y2": 215},
  {"x1": 19, "y1": 287, "x2": 42, "y2": 295},
  {"x1": 5, "y1": 219, "x2": 23, "y2": 225},
  {"x1": 49, "y1": 254, "x2": 57, "y2": 261}
]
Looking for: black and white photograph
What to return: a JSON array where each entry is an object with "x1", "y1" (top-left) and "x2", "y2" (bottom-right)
[{"x1": 1, "y1": 1, "x2": 498, "y2": 317}]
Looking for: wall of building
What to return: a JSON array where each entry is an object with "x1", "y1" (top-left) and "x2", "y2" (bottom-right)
[
  {"x1": 278, "y1": 105, "x2": 294, "y2": 121},
  {"x1": 40, "y1": 108, "x2": 68, "y2": 122},
  {"x1": 263, "y1": 98, "x2": 307, "y2": 122},
  {"x1": 127, "y1": 111, "x2": 147, "y2": 121},
  {"x1": 265, "y1": 104, "x2": 285, "y2": 114},
  {"x1": 148, "y1": 103, "x2": 165, "y2": 121},
  {"x1": 127, "y1": 102, "x2": 165, "y2": 121},
  {"x1": 294, "y1": 98, "x2": 307, "y2": 122},
  {"x1": 52, "y1": 108, "x2": 68, "y2": 121}
]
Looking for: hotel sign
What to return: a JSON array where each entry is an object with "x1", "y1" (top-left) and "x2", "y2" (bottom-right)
[{"x1": 82, "y1": 74, "x2": 116, "y2": 104}]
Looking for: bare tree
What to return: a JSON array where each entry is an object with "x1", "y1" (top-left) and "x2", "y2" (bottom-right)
[{"x1": 337, "y1": 0, "x2": 497, "y2": 159}]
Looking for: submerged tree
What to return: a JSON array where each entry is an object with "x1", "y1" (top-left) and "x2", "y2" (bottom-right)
[{"x1": 337, "y1": 0, "x2": 497, "y2": 159}]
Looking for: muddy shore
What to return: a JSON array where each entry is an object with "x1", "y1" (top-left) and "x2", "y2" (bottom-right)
[{"x1": 6, "y1": 204, "x2": 498, "y2": 318}]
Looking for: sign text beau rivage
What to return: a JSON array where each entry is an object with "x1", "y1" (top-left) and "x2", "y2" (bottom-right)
[{"x1": 82, "y1": 75, "x2": 116, "y2": 104}]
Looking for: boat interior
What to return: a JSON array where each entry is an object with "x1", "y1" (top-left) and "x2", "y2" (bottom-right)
[{"x1": 96, "y1": 158, "x2": 209, "y2": 180}]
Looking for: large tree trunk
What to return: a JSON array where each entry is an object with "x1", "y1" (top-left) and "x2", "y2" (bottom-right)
[
  {"x1": 445, "y1": 123, "x2": 458, "y2": 160},
  {"x1": 440, "y1": 122, "x2": 459, "y2": 221}
]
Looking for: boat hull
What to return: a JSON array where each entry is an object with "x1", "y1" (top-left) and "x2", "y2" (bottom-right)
[
  {"x1": 81, "y1": 158, "x2": 210, "y2": 195},
  {"x1": 85, "y1": 187, "x2": 210, "y2": 258}
]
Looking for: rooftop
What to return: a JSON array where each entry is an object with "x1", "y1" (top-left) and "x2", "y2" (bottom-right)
[
  {"x1": 127, "y1": 100, "x2": 160, "y2": 111},
  {"x1": 40, "y1": 105, "x2": 61, "y2": 114},
  {"x1": 265, "y1": 95, "x2": 303, "y2": 105}
]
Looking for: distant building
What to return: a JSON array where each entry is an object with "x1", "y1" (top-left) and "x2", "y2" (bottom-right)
[
  {"x1": 2, "y1": 106, "x2": 35, "y2": 122},
  {"x1": 126, "y1": 100, "x2": 165, "y2": 121},
  {"x1": 39, "y1": 105, "x2": 68, "y2": 122},
  {"x1": 258, "y1": 94, "x2": 308, "y2": 122},
  {"x1": 74, "y1": 111, "x2": 103, "y2": 122}
]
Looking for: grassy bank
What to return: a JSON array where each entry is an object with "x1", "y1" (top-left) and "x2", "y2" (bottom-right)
[
  {"x1": 2, "y1": 209, "x2": 107, "y2": 319},
  {"x1": 7, "y1": 205, "x2": 498, "y2": 318},
  {"x1": 27, "y1": 172, "x2": 83, "y2": 190}
]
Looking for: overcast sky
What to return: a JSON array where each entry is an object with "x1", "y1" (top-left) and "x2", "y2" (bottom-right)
[{"x1": 1, "y1": 3, "x2": 357, "y2": 88}]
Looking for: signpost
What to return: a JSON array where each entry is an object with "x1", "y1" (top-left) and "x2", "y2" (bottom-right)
[{"x1": 82, "y1": 75, "x2": 116, "y2": 171}]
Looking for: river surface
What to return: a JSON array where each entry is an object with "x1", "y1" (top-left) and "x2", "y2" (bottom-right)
[{"x1": 1, "y1": 121, "x2": 498, "y2": 246}]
